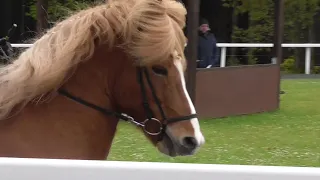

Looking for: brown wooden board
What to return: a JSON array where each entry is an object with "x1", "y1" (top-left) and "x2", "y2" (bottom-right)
[{"x1": 195, "y1": 64, "x2": 280, "y2": 119}]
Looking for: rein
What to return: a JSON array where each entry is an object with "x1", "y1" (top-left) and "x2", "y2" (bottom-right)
[{"x1": 58, "y1": 67, "x2": 197, "y2": 141}]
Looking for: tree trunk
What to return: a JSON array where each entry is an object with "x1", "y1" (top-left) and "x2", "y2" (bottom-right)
[
  {"x1": 229, "y1": 6, "x2": 238, "y2": 65},
  {"x1": 36, "y1": 0, "x2": 48, "y2": 33}
]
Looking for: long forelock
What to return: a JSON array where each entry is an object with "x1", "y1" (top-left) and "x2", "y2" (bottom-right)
[
  {"x1": 119, "y1": 0, "x2": 187, "y2": 66},
  {"x1": 0, "y1": 0, "x2": 187, "y2": 120}
]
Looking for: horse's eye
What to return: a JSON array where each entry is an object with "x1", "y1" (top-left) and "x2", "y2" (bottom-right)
[{"x1": 152, "y1": 65, "x2": 168, "y2": 76}]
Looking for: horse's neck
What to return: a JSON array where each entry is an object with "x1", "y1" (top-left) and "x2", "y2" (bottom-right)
[
  {"x1": 62, "y1": 45, "x2": 126, "y2": 108},
  {"x1": 50, "y1": 44, "x2": 122, "y2": 158},
  {"x1": 0, "y1": 46, "x2": 121, "y2": 160}
]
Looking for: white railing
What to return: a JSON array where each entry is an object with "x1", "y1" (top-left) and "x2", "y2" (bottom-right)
[
  {"x1": 217, "y1": 43, "x2": 320, "y2": 75},
  {"x1": 11, "y1": 44, "x2": 33, "y2": 48},
  {"x1": 11, "y1": 43, "x2": 320, "y2": 74},
  {"x1": 0, "y1": 157, "x2": 319, "y2": 180}
]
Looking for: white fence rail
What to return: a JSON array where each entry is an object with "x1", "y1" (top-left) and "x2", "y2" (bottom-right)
[
  {"x1": 0, "y1": 157, "x2": 319, "y2": 180},
  {"x1": 11, "y1": 44, "x2": 33, "y2": 48},
  {"x1": 11, "y1": 43, "x2": 320, "y2": 74},
  {"x1": 217, "y1": 43, "x2": 320, "y2": 75}
]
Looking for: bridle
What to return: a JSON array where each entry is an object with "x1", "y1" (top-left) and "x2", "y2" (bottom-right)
[{"x1": 58, "y1": 67, "x2": 197, "y2": 141}]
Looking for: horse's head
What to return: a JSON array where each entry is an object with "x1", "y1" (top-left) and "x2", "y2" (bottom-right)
[
  {"x1": 110, "y1": 48, "x2": 205, "y2": 157},
  {"x1": 104, "y1": 0, "x2": 205, "y2": 157}
]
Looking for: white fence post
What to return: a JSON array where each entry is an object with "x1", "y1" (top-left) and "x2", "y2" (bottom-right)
[
  {"x1": 305, "y1": 47, "x2": 311, "y2": 75},
  {"x1": 220, "y1": 47, "x2": 227, "y2": 67}
]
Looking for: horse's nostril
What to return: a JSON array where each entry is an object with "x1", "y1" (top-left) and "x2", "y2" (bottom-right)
[{"x1": 182, "y1": 136, "x2": 198, "y2": 150}]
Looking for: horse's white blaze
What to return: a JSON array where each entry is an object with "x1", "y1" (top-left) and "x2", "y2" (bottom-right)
[{"x1": 173, "y1": 60, "x2": 205, "y2": 145}]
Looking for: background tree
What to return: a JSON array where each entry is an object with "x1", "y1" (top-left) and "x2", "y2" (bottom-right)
[
  {"x1": 283, "y1": 0, "x2": 320, "y2": 72},
  {"x1": 222, "y1": 0, "x2": 320, "y2": 72},
  {"x1": 1, "y1": 0, "x2": 319, "y2": 73},
  {"x1": 27, "y1": 0, "x2": 102, "y2": 32},
  {"x1": 36, "y1": 0, "x2": 48, "y2": 33}
]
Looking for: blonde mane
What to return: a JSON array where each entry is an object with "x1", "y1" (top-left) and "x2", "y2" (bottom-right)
[{"x1": 0, "y1": 0, "x2": 187, "y2": 120}]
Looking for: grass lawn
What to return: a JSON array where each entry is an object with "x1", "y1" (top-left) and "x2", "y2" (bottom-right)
[{"x1": 108, "y1": 79, "x2": 320, "y2": 167}]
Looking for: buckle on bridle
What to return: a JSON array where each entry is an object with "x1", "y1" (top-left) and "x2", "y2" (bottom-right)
[{"x1": 143, "y1": 118, "x2": 163, "y2": 136}]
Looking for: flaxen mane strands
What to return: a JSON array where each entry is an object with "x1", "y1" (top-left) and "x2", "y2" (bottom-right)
[{"x1": 0, "y1": 0, "x2": 187, "y2": 120}]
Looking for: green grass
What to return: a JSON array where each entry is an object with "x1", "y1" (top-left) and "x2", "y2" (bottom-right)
[{"x1": 108, "y1": 79, "x2": 320, "y2": 167}]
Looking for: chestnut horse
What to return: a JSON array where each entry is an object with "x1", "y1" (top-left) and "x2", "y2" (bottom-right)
[{"x1": 0, "y1": 0, "x2": 205, "y2": 160}]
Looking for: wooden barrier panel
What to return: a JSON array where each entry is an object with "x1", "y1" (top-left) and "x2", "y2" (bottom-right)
[
  {"x1": 0, "y1": 158, "x2": 319, "y2": 180},
  {"x1": 195, "y1": 64, "x2": 280, "y2": 119}
]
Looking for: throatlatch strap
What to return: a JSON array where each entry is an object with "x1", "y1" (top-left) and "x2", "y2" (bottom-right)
[{"x1": 57, "y1": 89, "x2": 132, "y2": 121}]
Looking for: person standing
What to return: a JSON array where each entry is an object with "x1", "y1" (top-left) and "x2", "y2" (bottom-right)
[{"x1": 197, "y1": 18, "x2": 219, "y2": 68}]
